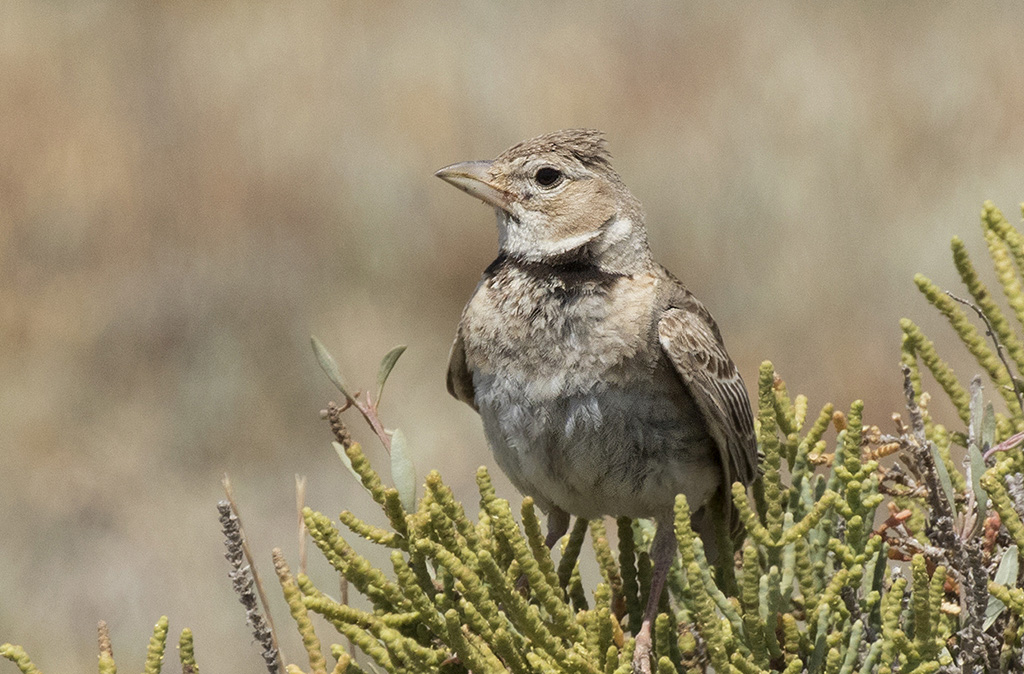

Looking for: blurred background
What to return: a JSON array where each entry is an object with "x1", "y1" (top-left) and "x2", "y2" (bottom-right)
[{"x1": 2, "y1": 1, "x2": 1023, "y2": 669}]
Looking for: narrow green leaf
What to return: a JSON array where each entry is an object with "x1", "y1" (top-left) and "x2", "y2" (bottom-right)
[
  {"x1": 996, "y1": 546, "x2": 1018, "y2": 585},
  {"x1": 333, "y1": 441, "x2": 364, "y2": 485},
  {"x1": 982, "y1": 402, "x2": 996, "y2": 452},
  {"x1": 389, "y1": 429, "x2": 417, "y2": 512},
  {"x1": 375, "y1": 345, "x2": 407, "y2": 405},
  {"x1": 311, "y1": 335, "x2": 352, "y2": 401},
  {"x1": 969, "y1": 377, "x2": 983, "y2": 446},
  {"x1": 969, "y1": 442, "x2": 988, "y2": 534},
  {"x1": 985, "y1": 545, "x2": 1019, "y2": 630},
  {"x1": 929, "y1": 442, "x2": 957, "y2": 511}
]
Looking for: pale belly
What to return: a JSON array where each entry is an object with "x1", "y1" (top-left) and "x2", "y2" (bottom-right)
[{"x1": 473, "y1": 372, "x2": 721, "y2": 520}]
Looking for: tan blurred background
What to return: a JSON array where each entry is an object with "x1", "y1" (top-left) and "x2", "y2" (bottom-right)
[{"x1": 2, "y1": 1, "x2": 1023, "y2": 670}]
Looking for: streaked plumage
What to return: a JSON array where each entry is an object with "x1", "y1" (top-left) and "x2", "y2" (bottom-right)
[{"x1": 437, "y1": 129, "x2": 758, "y2": 674}]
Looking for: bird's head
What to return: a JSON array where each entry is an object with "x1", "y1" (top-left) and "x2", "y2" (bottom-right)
[{"x1": 436, "y1": 129, "x2": 651, "y2": 273}]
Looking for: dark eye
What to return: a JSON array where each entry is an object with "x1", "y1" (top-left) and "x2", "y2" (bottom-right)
[{"x1": 534, "y1": 167, "x2": 563, "y2": 188}]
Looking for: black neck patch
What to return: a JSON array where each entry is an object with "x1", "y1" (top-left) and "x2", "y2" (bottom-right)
[{"x1": 485, "y1": 253, "x2": 626, "y2": 292}]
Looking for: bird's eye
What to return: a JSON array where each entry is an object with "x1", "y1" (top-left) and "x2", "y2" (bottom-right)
[{"x1": 534, "y1": 167, "x2": 563, "y2": 188}]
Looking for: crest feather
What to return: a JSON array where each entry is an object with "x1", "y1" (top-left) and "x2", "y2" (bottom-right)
[{"x1": 497, "y1": 129, "x2": 612, "y2": 170}]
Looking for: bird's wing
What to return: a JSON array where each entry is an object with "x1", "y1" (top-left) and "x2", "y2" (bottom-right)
[
  {"x1": 446, "y1": 330, "x2": 478, "y2": 410},
  {"x1": 657, "y1": 284, "x2": 758, "y2": 489}
]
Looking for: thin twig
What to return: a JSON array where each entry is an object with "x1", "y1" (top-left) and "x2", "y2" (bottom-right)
[
  {"x1": 351, "y1": 392, "x2": 393, "y2": 454},
  {"x1": 984, "y1": 430, "x2": 1024, "y2": 461},
  {"x1": 902, "y1": 365, "x2": 953, "y2": 521},
  {"x1": 222, "y1": 475, "x2": 285, "y2": 673},
  {"x1": 947, "y1": 291, "x2": 1024, "y2": 416},
  {"x1": 322, "y1": 396, "x2": 391, "y2": 454},
  {"x1": 219, "y1": 500, "x2": 280, "y2": 673}
]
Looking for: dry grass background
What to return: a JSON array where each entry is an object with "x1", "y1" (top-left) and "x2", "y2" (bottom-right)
[{"x1": 2, "y1": 1, "x2": 1023, "y2": 670}]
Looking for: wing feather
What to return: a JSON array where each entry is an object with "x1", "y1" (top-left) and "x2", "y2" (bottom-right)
[
  {"x1": 658, "y1": 296, "x2": 758, "y2": 488},
  {"x1": 446, "y1": 331, "x2": 478, "y2": 411}
]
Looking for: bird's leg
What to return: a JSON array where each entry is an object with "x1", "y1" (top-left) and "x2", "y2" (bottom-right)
[
  {"x1": 545, "y1": 507, "x2": 571, "y2": 549},
  {"x1": 632, "y1": 515, "x2": 677, "y2": 674}
]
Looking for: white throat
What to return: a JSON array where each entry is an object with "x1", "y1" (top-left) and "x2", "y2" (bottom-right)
[
  {"x1": 592, "y1": 216, "x2": 634, "y2": 254},
  {"x1": 496, "y1": 210, "x2": 604, "y2": 261}
]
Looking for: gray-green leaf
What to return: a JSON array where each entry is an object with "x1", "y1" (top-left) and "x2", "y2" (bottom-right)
[
  {"x1": 969, "y1": 441, "x2": 988, "y2": 535},
  {"x1": 332, "y1": 441, "x2": 364, "y2": 486},
  {"x1": 996, "y1": 545, "x2": 1019, "y2": 585},
  {"x1": 389, "y1": 428, "x2": 417, "y2": 512},
  {"x1": 985, "y1": 545, "x2": 1019, "y2": 630},
  {"x1": 982, "y1": 402, "x2": 996, "y2": 455},
  {"x1": 969, "y1": 376, "x2": 983, "y2": 447},
  {"x1": 311, "y1": 335, "x2": 352, "y2": 401},
  {"x1": 375, "y1": 345, "x2": 407, "y2": 405}
]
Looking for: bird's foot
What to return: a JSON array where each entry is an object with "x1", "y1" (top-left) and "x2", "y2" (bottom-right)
[{"x1": 631, "y1": 622, "x2": 653, "y2": 674}]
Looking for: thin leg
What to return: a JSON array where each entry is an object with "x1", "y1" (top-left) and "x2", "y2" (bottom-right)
[
  {"x1": 545, "y1": 507, "x2": 571, "y2": 549},
  {"x1": 632, "y1": 514, "x2": 677, "y2": 674}
]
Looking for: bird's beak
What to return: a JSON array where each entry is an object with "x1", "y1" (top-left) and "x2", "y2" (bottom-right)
[{"x1": 434, "y1": 161, "x2": 511, "y2": 212}]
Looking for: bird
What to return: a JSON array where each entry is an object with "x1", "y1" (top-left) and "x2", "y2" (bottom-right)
[{"x1": 436, "y1": 129, "x2": 758, "y2": 673}]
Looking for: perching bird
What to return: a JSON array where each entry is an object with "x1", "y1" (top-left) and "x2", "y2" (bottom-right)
[{"x1": 436, "y1": 129, "x2": 758, "y2": 673}]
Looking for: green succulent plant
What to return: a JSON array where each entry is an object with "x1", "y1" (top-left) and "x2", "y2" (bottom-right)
[{"x1": 6, "y1": 201, "x2": 1024, "y2": 674}]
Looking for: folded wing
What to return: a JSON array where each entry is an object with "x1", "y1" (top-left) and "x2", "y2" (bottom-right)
[{"x1": 658, "y1": 290, "x2": 758, "y2": 490}]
